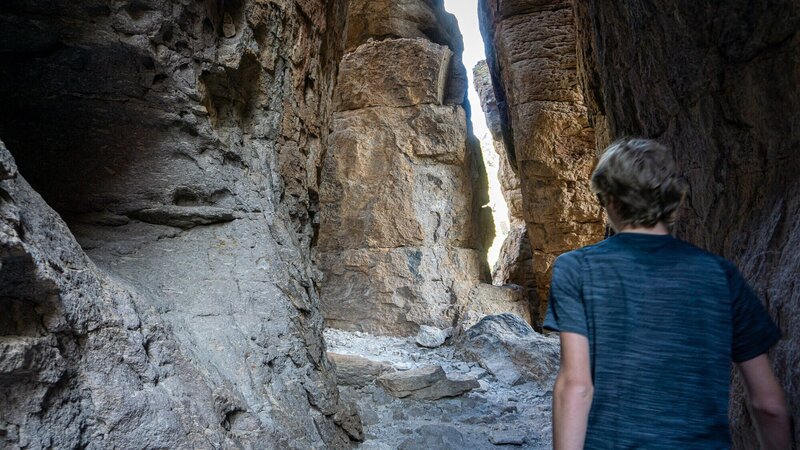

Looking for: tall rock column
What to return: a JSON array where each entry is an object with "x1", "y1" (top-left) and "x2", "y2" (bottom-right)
[
  {"x1": 316, "y1": 0, "x2": 493, "y2": 336},
  {"x1": 478, "y1": 0, "x2": 605, "y2": 326},
  {"x1": 572, "y1": 1, "x2": 799, "y2": 446}
]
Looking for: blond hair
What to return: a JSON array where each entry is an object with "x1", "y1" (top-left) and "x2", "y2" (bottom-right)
[{"x1": 591, "y1": 138, "x2": 688, "y2": 227}]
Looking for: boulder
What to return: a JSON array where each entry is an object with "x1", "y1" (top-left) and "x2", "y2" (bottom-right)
[
  {"x1": 415, "y1": 325, "x2": 452, "y2": 348},
  {"x1": 455, "y1": 314, "x2": 559, "y2": 386}
]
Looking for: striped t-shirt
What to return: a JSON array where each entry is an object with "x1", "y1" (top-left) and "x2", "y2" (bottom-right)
[{"x1": 543, "y1": 232, "x2": 781, "y2": 449}]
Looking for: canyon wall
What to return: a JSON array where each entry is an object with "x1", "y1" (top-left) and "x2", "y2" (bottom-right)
[
  {"x1": 572, "y1": 1, "x2": 799, "y2": 446},
  {"x1": 316, "y1": 0, "x2": 494, "y2": 336},
  {"x1": 478, "y1": 0, "x2": 605, "y2": 326},
  {"x1": 0, "y1": 0, "x2": 360, "y2": 447},
  {"x1": 479, "y1": 0, "x2": 798, "y2": 445}
]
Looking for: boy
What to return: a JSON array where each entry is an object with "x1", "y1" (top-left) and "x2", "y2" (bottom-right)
[{"x1": 544, "y1": 138, "x2": 790, "y2": 449}]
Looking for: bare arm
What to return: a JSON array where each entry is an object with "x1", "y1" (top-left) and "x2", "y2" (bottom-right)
[
  {"x1": 736, "y1": 354, "x2": 790, "y2": 450},
  {"x1": 553, "y1": 331, "x2": 594, "y2": 450}
]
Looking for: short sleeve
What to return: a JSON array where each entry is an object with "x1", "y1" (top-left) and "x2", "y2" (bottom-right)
[
  {"x1": 543, "y1": 251, "x2": 588, "y2": 336},
  {"x1": 726, "y1": 263, "x2": 782, "y2": 363}
]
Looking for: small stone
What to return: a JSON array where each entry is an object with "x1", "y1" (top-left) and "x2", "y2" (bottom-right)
[
  {"x1": 489, "y1": 431, "x2": 527, "y2": 446},
  {"x1": 415, "y1": 325, "x2": 451, "y2": 348}
]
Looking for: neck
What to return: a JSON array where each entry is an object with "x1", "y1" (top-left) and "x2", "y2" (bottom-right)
[{"x1": 617, "y1": 222, "x2": 670, "y2": 235}]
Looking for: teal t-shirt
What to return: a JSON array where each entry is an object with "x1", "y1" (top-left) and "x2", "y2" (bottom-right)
[{"x1": 543, "y1": 232, "x2": 781, "y2": 449}]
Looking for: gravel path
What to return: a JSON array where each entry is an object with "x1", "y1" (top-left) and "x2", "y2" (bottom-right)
[{"x1": 324, "y1": 329, "x2": 554, "y2": 449}]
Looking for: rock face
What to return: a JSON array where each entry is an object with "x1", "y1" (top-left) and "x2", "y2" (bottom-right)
[
  {"x1": 460, "y1": 284, "x2": 532, "y2": 330},
  {"x1": 478, "y1": 0, "x2": 606, "y2": 327},
  {"x1": 572, "y1": 1, "x2": 799, "y2": 446},
  {"x1": 317, "y1": 0, "x2": 492, "y2": 336},
  {"x1": 0, "y1": 1, "x2": 357, "y2": 448}
]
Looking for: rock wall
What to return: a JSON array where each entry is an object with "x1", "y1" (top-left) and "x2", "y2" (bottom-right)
[
  {"x1": 0, "y1": 1, "x2": 359, "y2": 448},
  {"x1": 478, "y1": 0, "x2": 605, "y2": 326},
  {"x1": 572, "y1": 1, "x2": 799, "y2": 447},
  {"x1": 473, "y1": 60, "x2": 536, "y2": 303},
  {"x1": 316, "y1": 0, "x2": 493, "y2": 336}
]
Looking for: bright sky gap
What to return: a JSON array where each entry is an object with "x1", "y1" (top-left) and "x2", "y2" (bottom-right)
[{"x1": 443, "y1": 0, "x2": 509, "y2": 273}]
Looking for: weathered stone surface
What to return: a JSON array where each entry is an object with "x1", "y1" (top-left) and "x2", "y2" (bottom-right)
[
  {"x1": 0, "y1": 141, "x2": 242, "y2": 448},
  {"x1": 335, "y1": 39, "x2": 452, "y2": 111},
  {"x1": 491, "y1": 222, "x2": 536, "y2": 304},
  {"x1": 329, "y1": 353, "x2": 395, "y2": 388},
  {"x1": 479, "y1": 0, "x2": 605, "y2": 327},
  {"x1": 343, "y1": 0, "x2": 468, "y2": 106},
  {"x1": 128, "y1": 205, "x2": 238, "y2": 229},
  {"x1": 346, "y1": 0, "x2": 441, "y2": 50},
  {"x1": 377, "y1": 365, "x2": 479, "y2": 400},
  {"x1": 318, "y1": 1, "x2": 491, "y2": 336},
  {"x1": 415, "y1": 325, "x2": 452, "y2": 348},
  {"x1": 318, "y1": 247, "x2": 485, "y2": 335},
  {"x1": 398, "y1": 425, "x2": 467, "y2": 449},
  {"x1": 333, "y1": 400, "x2": 365, "y2": 442},
  {"x1": 318, "y1": 105, "x2": 472, "y2": 250},
  {"x1": 572, "y1": 1, "x2": 799, "y2": 446},
  {"x1": 455, "y1": 314, "x2": 559, "y2": 386},
  {"x1": 0, "y1": 0, "x2": 358, "y2": 446},
  {"x1": 0, "y1": 147, "x2": 16, "y2": 180},
  {"x1": 460, "y1": 284, "x2": 532, "y2": 330}
]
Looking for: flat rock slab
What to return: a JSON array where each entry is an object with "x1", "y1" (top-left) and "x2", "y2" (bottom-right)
[
  {"x1": 329, "y1": 353, "x2": 395, "y2": 387},
  {"x1": 377, "y1": 365, "x2": 479, "y2": 400}
]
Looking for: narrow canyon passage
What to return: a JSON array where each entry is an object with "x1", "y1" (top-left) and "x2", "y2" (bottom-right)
[
  {"x1": 313, "y1": 1, "x2": 565, "y2": 447},
  {"x1": 0, "y1": 0, "x2": 797, "y2": 449}
]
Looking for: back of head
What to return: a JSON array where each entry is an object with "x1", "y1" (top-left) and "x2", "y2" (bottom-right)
[{"x1": 591, "y1": 138, "x2": 688, "y2": 228}]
